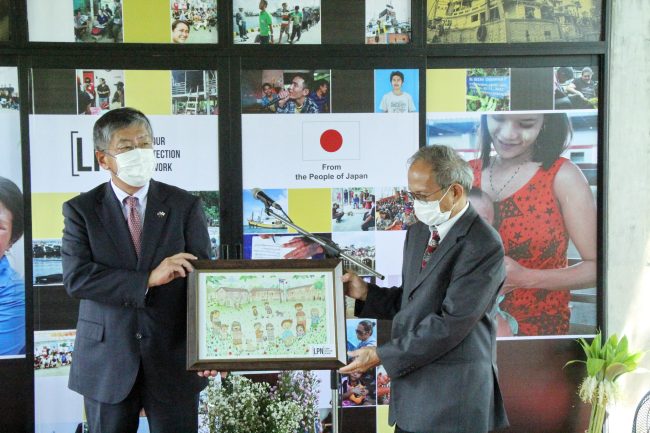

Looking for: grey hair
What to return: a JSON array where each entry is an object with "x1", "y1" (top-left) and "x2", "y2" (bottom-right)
[
  {"x1": 408, "y1": 145, "x2": 474, "y2": 193},
  {"x1": 92, "y1": 107, "x2": 153, "y2": 152}
]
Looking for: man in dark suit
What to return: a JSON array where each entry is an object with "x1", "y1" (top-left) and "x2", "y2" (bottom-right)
[
  {"x1": 62, "y1": 107, "x2": 212, "y2": 432},
  {"x1": 340, "y1": 145, "x2": 509, "y2": 433}
]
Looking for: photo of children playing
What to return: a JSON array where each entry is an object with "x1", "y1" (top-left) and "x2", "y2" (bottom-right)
[
  {"x1": 73, "y1": 0, "x2": 122, "y2": 43},
  {"x1": 201, "y1": 272, "x2": 331, "y2": 359},
  {"x1": 331, "y1": 187, "x2": 375, "y2": 232},
  {"x1": 170, "y1": 0, "x2": 218, "y2": 43},
  {"x1": 374, "y1": 187, "x2": 416, "y2": 231}
]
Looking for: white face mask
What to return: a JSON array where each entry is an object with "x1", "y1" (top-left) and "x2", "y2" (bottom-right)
[
  {"x1": 413, "y1": 186, "x2": 456, "y2": 226},
  {"x1": 113, "y1": 148, "x2": 155, "y2": 187}
]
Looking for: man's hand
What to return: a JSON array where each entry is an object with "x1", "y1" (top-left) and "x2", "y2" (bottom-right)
[
  {"x1": 277, "y1": 89, "x2": 291, "y2": 107},
  {"x1": 282, "y1": 237, "x2": 324, "y2": 259},
  {"x1": 341, "y1": 271, "x2": 368, "y2": 301},
  {"x1": 148, "y1": 253, "x2": 197, "y2": 288},
  {"x1": 339, "y1": 347, "x2": 380, "y2": 374},
  {"x1": 197, "y1": 370, "x2": 227, "y2": 378}
]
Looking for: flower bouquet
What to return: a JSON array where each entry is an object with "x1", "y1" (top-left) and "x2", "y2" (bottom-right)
[
  {"x1": 566, "y1": 332, "x2": 645, "y2": 433},
  {"x1": 200, "y1": 370, "x2": 321, "y2": 433}
]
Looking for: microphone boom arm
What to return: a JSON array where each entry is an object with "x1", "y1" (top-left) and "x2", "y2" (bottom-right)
[{"x1": 263, "y1": 206, "x2": 385, "y2": 280}]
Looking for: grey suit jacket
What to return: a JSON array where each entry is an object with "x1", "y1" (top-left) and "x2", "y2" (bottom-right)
[
  {"x1": 356, "y1": 204, "x2": 508, "y2": 433},
  {"x1": 62, "y1": 180, "x2": 210, "y2": 404}
]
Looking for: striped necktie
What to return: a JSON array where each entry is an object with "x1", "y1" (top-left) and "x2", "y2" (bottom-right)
[{"x1": 421, "y1": 229, "x2": 440, "y2": 270}]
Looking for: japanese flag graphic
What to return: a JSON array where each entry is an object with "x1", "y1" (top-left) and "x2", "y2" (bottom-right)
[{"x1": 302, "y1": 121, "x2": 361, "y2": 161}]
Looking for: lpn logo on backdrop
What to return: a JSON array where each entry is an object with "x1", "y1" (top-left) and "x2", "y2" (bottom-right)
[
  {"x1": 70, "y1": 130, "x2": 100, "y2": 176},
  {"x1": 302, "y1": 121, "x2": 361, "y2": 161}
]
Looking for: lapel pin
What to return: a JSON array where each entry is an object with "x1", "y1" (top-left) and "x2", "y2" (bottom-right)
[{"x1": 157, "y1": 211, "x2": 166, "y2": 218}]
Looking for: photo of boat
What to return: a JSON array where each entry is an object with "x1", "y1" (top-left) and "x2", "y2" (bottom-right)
[{"x1": 248, "y1": 212, "x2": 287, "y2": 230}]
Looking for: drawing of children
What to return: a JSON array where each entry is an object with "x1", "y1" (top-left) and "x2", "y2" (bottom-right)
[
  {"x1": 210, "y1": 310, "x2": 221, "y2": 332},
  {"x1": 254, "y1": 322, "x2": 264, "y2": 344},
  {"x1": 310, "y1": 307, "x2": 321, "y2": 330},
  {"x1": 266, "y1": 323, "x2": 275, "y2": 340},
  {"x1": 295, "y1": 303, "x2": 306, "y2": 330},
  {"x1": 231, "y1": 321, "x2": 243, "y2": 350},
  {"x1": 220, "y1": 323, "x2": 229, "y2": 339},
  {"x1": 280, "y1": 319, "x2": 295, "y2": 347},
  {"x1": 296, "y1": 323, "x2": 306, "y2": 338}
]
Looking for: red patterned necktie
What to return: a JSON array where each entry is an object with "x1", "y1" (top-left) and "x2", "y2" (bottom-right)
[
  {"x1": 421, "y1": 229, "x2": 440, "y2": 270},
  {"x1": 125, "y1": 196, "x2": 142, "y2": 258}
]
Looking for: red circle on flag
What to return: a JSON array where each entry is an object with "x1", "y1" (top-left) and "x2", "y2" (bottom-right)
[{"x1": 320, "y1": 129, "x2": 343, "y2": 153}]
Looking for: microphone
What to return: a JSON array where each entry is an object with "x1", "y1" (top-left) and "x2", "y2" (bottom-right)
[
  {"x1": 260, "y1": 94, "x2": 282, "y2": 108},
  {"x1": 252, "y1": 188, "x2": 282, "y2": 210}
]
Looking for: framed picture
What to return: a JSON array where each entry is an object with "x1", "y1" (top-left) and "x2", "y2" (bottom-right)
[{"x1": 187, "y1": 258, "x2": 347, "y2": 371}]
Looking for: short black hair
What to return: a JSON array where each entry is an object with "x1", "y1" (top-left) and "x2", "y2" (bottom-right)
[
  {"x1": 390, "y1": 71, "x2": 404, "y2": 82},
  {"x1": 0, "y1": 177, "x2": 24, "y2": 245},
  {"x1": 478, "y1": 113, "x2": 573, "y2": 170},
  {"x1": 556, "y1": 67, "x2": 574, "y2": 82},
  {"x1": 358, "y1": 320, "x2": 375, "y2": 335},
  {"x1": 262, "y1": 82, "x2": 272, "y2": 90},
  {"x1": 315, "y1": 78, "x2": 329, "y2": 89},
  {"x1": 293, "y1": 74, "x2": 313, "y2": 92}
]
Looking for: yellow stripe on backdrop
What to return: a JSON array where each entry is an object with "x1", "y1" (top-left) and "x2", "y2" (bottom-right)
[
  {"x1": 123, "y1": 0, "x2": 171, "y2": 43},
  {"x1": 287, "y1": 188, "x2": 332, "y2": 234},
  {"x1": 31, "y1": 193, "x2": 79, "y2": 239},
  {"x1": 426, "y1": 69, "x2": 467, "y2": 113},
  {"x1": 377, "y1": 405, "x2": 395, "y2": 433},
  {"x1": 123, "y1": 70, "x2": 172, "y2": 115}
]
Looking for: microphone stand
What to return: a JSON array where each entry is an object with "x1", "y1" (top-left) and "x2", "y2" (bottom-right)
[
  {"x1": 261, "y1": 203, "x2": 383, "y2": 433},
  {"x1": 262, "y1": 205, "x2": 385, "y2": 280},
  {"x1": 330, "y1": 369, "x2": 340, "y2": 433}
]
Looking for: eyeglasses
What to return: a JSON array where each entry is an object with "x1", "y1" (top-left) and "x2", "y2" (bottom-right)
[
  {"x1": 406, "y1": 186, "x2": 446, "y2": 203},
  {"x1": 103, "y1": 141, "x2": 153, "y2": 157}
]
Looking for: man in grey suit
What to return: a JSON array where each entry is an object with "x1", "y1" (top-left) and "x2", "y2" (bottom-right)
[
  {"x1": 340, "y1": 145, "x2": 509, "y2": 433},
  {"x1": 62, "y1": 107, "x2": 212, "y2": 432}
]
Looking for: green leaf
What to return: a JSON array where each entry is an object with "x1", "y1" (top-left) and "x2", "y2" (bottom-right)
[
  {"x1": 605, "y1": 362, "x2": 632, "y2": 381},
  {"x1": 589, "y1": 334, "x2": 601, "y2": 357},
  {"x1": 564, "y1": 359, "x2": 586, "y2": 369},
  {"x1": 586, "y1": 358, "x2": 605, "y2": 377},
  {"x1": 617, "y1": 335, "x2": 629, "y2": 355}
]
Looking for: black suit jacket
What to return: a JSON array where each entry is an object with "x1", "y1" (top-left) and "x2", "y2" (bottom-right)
[
  {"x1": 357, "y1": 204, "x2": 509, "y2": 433},
  {"x1": 62, "y1": 180, "x2": 210, "y2": 404}
]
